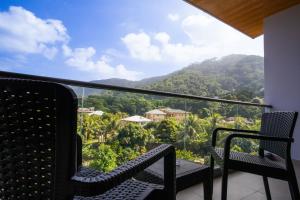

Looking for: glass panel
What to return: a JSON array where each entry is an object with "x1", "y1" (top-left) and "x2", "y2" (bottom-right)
[
  {"x1": 73, "y1": 85, "x2": 267, "y2": 172},
  {"x1": 231, "y1": 104, "x2": 264, "y2": 155}
]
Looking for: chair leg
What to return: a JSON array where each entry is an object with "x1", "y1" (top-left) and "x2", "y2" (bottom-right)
[
  {"x1": 262, "y1": 176, "x2": 271, "y2": 200},
  {"x1": 203, "y1": 177, "x2": 212, "y2": 200},
  {"x1": 210, "y1": 155, "x2": 214, "y2": 197},
  {"x1": 221, "y1": 166, "x2": 229, "y2": 200},
  {"x1": 288, "y1": 171, "x2": 300, "y2": 200}
]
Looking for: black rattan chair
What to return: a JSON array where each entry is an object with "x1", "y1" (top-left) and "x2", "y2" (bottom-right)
[
  {"x1": 0, "y1": 78, "x2": 176, "y2": 200},
  {"x1": 210, "y1": 111, "x2": 300, "y2": 200}
]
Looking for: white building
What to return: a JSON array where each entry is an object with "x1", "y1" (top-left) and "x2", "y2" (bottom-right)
[{"x1": 121, "y1": 115, "x2": 152, "y2": 124}]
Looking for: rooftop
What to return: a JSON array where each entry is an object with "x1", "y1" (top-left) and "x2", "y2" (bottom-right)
[
  {"x1": 145, "y1": 109, "x2": 167, "y2": 115},
  {"x1": 122, "y1": 115, "x2": 152, "y2": 123},
  {"x1": 160, "y1": 107, "x2": 190, "y2": 114},
  {"x1": 88, "y1": 110, "x2": 104, "y2": 116},
  {"x1": 78, "y1": 107, "x2": 95, "y2": 113}
]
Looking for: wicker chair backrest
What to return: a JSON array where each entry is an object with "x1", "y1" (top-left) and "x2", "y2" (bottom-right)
[
  {"x1": 0, "y1": 79, "x2": 78, "y2": 200},
  {"x1": 260, "y1": 111, "x2": 298, "y2": 159}
]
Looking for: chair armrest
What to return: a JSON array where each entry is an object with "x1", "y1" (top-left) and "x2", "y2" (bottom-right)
[
  {"x1": 223, "y1": 133, "x2": 294, "y2": 160},
  {"x1": 212, "y1": 127, "x2": 259, "y2": 146},
  {"x1": 71, "y1": 144, "x2": 175, "y2": 196}
]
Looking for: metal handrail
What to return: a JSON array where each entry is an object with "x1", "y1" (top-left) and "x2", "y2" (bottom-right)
[{"x1": 0, "y1": 70, "x2": 272, "y2": 108}]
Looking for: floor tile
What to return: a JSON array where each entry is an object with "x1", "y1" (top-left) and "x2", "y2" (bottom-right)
[{"x1": 176, "y1": 160, "x2": 300, "y2": 200}]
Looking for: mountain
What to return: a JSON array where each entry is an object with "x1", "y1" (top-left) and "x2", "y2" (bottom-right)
[
  {"x1": 75, "y1": 54, "x2": 264, "y2": 101},
  {"x1": 92, "y1": 78, "x2": 136, "y2": 87},
  {"x1": 143, "y1": 54, "x2": 264, "y2": 100},
  {"x1": 72, "y1": 76, "x2": 165, "y2": 96},
  {"x1": 91, "y1": 76, "x2": 168, "y2": 88}
]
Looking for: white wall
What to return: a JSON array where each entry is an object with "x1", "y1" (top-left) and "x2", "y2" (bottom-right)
[{"x1": 264, "y1": 4, "x2": 300, "y2": 160}]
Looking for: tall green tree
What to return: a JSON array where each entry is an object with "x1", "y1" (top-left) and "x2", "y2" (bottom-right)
[
  {"x1": 115, "y1": 123, "x2": 150, "y2": 151},
  {"x1": 79, "y1": 114, "x2": 102, "y2": 141},
  {"x1": 155, "y1": 119, "x2": 180, "y2": 143},
  {"x1": 100, "y1": 113, "x2": 124, "y2": 140},
  {"x1": 82, "y1": 144, "x2": 117, "y2": 172}
]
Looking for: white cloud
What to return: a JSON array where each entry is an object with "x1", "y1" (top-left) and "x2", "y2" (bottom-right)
[
  {"x1": 154, "y1": 32, "x2": 170, "y2": 44},
  {"x1": 181, "y1": 14, "x2": 214, "y2": 45},
  {"x1": 121, "y1": 32, "x2": 161, "y2": 61},
  {"x1": 62, "y1": 44, "x2": 72, "y2": 57},
  {"x1": 154, "y1": 32, "x2": 216, "y2": 65},
  {"x1": 64, "y1": 46, "x2": 141, "y2": 80},
  {"x1": 0, "y1": 6, "x2": 69, "y2": 59},
  {"x1": 0, "y1": 6, "x2": 142, "y2": 80},
  {"x1": 181, "y1": 13, "x2": 263, "y2": 56},
  {"x1": 65, "y1": 47, "x2": 97, "y2": 71},
  {"x1": 122, "y1": 12, "x2": 263, "y2": 68},
  {"x1": 167, "y1": 13, "x2": 180, "y2": 21},
  {"x1": 114, "y1": 64, "x2": 141, "y2": 80},
  {"x1": 122, "y1": 31, "x2": 215, "y2": 66}
]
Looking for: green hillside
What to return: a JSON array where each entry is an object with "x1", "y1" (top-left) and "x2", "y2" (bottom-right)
[
  {"x1": 76, "y1": 54, "x2": 264, "y2": 101},
  {"x1": 143, "y1": 54, "x2": 264, "y2": 101}
]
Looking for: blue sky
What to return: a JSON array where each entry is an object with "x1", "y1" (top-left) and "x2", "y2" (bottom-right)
[{"x1": 0, "y1": 0, "x2": 263, "y2": 81}]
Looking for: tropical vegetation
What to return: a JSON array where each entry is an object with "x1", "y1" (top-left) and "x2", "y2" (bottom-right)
[{"x1": 77, "y1": 54, "x2": 264, "y2": 172}]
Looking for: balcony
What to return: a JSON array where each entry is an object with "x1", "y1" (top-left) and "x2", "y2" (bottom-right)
[
  {"x1": 1, "y1": 72, "x2": 292, "y2": 200},
  {"x1": 1, "y1": 0, "x2": 300, "y2": 199},
  {"x1": 2, "y1": 70, "x2": 300, "y2": 200}
]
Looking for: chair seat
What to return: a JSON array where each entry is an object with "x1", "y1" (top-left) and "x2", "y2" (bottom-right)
[
  {"x1": 74, "y1": 166, "x2": 163, "y2": 200},
  {"x1": 211, "y1": 147, "x2": 286, "y2": 170},
  {"x1": 74, "y1": 179, "x2": 162, "y2": 200}
]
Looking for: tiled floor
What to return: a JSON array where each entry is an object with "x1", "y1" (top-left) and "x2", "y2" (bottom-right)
[{"x1": 177, "y1": 161, "x2": 300, "y2": 200}]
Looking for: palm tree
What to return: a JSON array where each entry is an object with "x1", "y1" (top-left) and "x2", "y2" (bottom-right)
[
  {"x1": 182, "y1": 115, "x2": 200, "y2": 139},
  {"x1": 203, "y1": 107, "x2": 223, "y2": 133},
  {"x1": 101, "y1": 113, "x2": 123, "y2": 140},
  {"x1": 181, "y1": 114, "x2": 200, "y2": 150}
]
